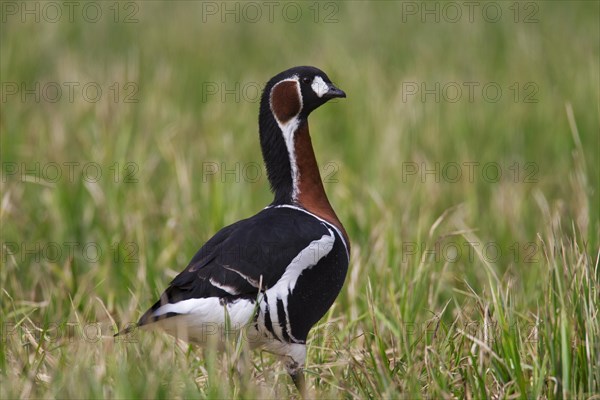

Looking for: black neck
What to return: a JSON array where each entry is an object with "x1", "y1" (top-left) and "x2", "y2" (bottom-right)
[{"x1": 259, "y1": 97, "x2": 297, "y2": 205}]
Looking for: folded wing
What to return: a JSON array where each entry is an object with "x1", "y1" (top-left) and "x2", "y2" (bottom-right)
[{"x1": 137, "y1": 207, "x2": 330, "y2": 326}]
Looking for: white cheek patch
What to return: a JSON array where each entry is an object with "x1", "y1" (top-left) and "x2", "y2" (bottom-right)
[{"x1": 311, "y1": 76, "x2": 329, "y2": 98}]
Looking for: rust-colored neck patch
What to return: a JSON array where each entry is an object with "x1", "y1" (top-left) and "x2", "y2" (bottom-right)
[
  {"x1": 270, "y1": 80, "x2": 301, "y2": 124},
  {"x1": 294, "y1": 121, "x2": 350, "y2": 248}
]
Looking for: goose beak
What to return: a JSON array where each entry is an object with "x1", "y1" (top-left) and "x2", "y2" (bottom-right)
[{"x1": 323, "y1": 84, "x2": 346, "y2": 99}]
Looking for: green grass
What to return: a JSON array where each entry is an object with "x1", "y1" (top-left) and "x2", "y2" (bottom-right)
[{"x1": 1, "y1": 1, "x2": 599, "y2": 398}]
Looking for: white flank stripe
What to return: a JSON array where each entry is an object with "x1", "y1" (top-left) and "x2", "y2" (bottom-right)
[
  {"x1": 149, "y1": 297, "x2": 256, "y2": 343},
  {"x1": 266, "y1": 228, "x2": 335, "y2": 342},
  {"x1": 152, "y1": 297, "x2": 254, "y2": 324}
]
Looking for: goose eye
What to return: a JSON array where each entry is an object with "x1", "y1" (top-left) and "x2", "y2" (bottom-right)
[{"x1": 302, "y1": 77, "x2": 310, "y2": 84}]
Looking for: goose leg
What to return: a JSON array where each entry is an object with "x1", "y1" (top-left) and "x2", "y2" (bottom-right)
[
  {"x1": 283, "y1": 343, "x2": 307, "y2": 398},
  {"x1": 290, "y1": 370, "x2": 306, "y2": 398}
]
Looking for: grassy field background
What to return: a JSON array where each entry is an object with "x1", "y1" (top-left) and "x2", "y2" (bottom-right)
[{"x1": 1, "y1": 1, "x2": 599, "y2": 398}]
